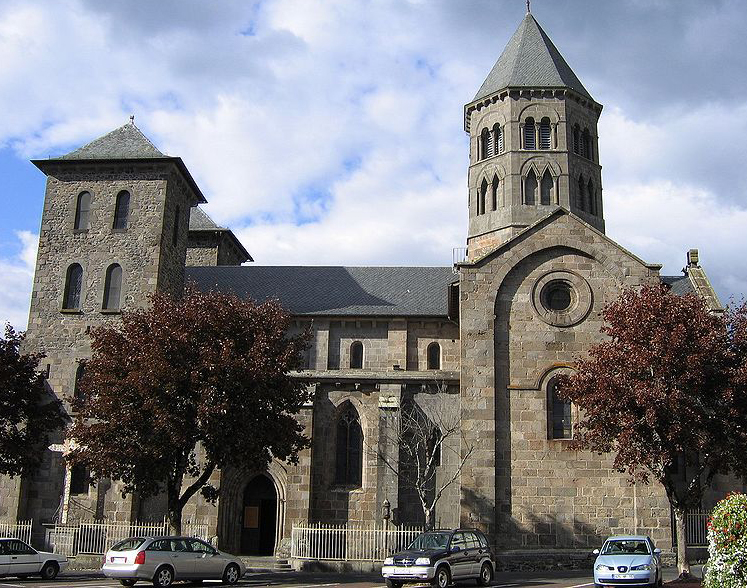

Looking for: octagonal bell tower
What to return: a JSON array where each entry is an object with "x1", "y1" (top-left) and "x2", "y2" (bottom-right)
[{"x1": 464, "y1": 11, "x2": 604, "y2": 260}]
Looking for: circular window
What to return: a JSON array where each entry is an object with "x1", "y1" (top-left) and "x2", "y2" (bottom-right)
[
  {"x1": 532, "y1": 271, "x2": 593, "y2": 327},
  {"x1": 542, "y1": 280, "x2": 572, "y2": 312}
]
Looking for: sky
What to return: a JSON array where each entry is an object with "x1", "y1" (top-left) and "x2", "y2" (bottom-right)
[{"x1": 1, "y1": 0, "x2": 746, "y2": 328}]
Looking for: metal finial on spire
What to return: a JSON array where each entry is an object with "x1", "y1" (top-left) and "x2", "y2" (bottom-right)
[
  {"x1": 526, "y1": 0, "x2": 531, "y2": 13},
  {"x1": 129, "y1": 115, "x2": 135, "y2": 125}
]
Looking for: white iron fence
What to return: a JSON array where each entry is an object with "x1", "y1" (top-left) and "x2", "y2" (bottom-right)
[
  {"x1": 685, "y1": 510, "x2": 710, "y2": 547},
  {"x1": 47, "y1": 518, "x2": 209, "y2": 557},
  {"x1": 291, "y1": 522, "x2": 423, "y2": 562},
  {"x1": 0, "y1": 519, "x2": 33, "y2": 544}
]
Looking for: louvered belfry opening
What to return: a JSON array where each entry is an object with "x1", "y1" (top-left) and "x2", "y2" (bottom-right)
[
  {"x1": 524, "y1": 117, "x2": 536, "y2": 150},
  {"x1": 539, "y1": 118, "x2": 551, "y2": 149}
]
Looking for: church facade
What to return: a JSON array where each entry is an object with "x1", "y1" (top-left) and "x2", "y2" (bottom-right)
[{"x1": 0, "y1": 13, "x2": 733, "y2": 557}]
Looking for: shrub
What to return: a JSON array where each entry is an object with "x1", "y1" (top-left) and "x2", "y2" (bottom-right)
[{"x1": 704, "y1": 493, "x2": 747, "y2": 588}]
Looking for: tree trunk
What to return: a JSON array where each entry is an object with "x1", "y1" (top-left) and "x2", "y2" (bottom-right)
[
  {"x1": 167, "y1": 479, "x2": 183, "y2": 535},
  {"x1": 672, "y1": 504, "x2": 691, "y2": 578},
  {"x1": 424, "y1": 507, "x2": 435, "y2": 531}
]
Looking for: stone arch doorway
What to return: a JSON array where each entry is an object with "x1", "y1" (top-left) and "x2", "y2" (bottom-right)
[{"x1": 241, "y1": 474, "x2": 277, "y2": 555}]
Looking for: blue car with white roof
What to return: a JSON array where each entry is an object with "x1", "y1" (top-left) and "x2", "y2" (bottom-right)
[{"x1": 593, "y1": 535, "x2": 662, "y2": 587}]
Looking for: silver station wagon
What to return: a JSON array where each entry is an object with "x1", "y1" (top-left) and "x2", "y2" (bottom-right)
[{"x1": 102, "y1": 536, "x2": 245, "y2": 587}]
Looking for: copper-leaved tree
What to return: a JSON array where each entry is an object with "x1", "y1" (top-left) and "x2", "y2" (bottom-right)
[
  {"x1": 67, "y1": 288, "x2": 310, "y2": 534},
  {"x1": 0, "y1": 324, "x2": 65, "y2": 476},
  {"x1": 557, "y1": 284, "x2": 747, "y2": 580}
]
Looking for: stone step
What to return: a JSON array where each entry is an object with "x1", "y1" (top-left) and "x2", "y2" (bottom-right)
[{"x1": 238, "y1": 556, "x2": 294, "y2": 572}]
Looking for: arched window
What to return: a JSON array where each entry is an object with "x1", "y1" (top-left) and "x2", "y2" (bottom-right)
[
  {"x1": 73, "y1": 363, "x2": 86, "y2": 401},
  {"x1": 479, "y1": 128, "x2": 489, "y2": 159},
  {"x1": 572, "y1": 125, "x2": 581, "y2": 155},
  {"x1": 540, "y1": 170, "x2": 554, "y2": 205},
  {"x1": 479, "y1": 178, "x2": 488, "y2": 215},
  {"x1": 350, "y1": 341, "x2": 364, "y2": 369},
  {"x1": 577, "y1": 176, "x2": 586, "y2": 211},
  {"x1": 335, "y1": 405, "x2": 363, "y2": 486},
  {"x1": 74, "y1": 191, "x2": 91, "y2": 230},
  {"x1": 583, "y1": 129, "x2": 592, "y2": 160},
  {"x1": 524, "y1": 118, "x2": 536, "y2": 150},
  {"x1": 494, "y1": 124, "x2": 504, "y2": 154},
  {"x1": 539, "y1": 118, "x2": 551, "y2": 149},
  {"x1": 63, "y1": 263, "x2": 83, "y2": 310},
  {"x1": 548, "y1": 377, "x2": 572, "y2": 439},
  {"x1": 103, "y1": 264, "x2": 122, "y2": 310},
  {"x1": 491, "y1": 175, "x2": 499, "y2": 210},
  {"x1": 525, "y1": 169, "x2": 537, "y2": 205},
  {"x1": 172, "y1": 205, "x2": 181, "y2": 247},
  {"x1": 427, "y1": 342, "x2": 441, "y2": 370},
  {"x1": 113, "y1": 191, "x2": 130, "y2": 230},
  {"x1": 587, "y1": 179, "x2": 596, "y2": 215}
]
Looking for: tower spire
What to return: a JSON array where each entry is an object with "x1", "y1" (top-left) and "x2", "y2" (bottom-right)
[{"x1": 526, "y1": 0, "x2": 530, "y2": 14}]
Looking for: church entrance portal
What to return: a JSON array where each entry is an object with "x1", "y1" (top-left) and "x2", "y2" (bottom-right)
[{"x1": 240, "y1": 475, "x2": 277, "y2": 555}]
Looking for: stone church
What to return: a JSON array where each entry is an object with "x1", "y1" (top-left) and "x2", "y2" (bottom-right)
[{"x1": 0, "y1": 11, "x2": 732, "y2": 558}]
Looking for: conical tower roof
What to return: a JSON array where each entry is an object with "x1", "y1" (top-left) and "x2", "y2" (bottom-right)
[
  {"x1": 57, "y1": 121, "x2": 165, "y2": 160},
  {"x1": 473, "y1": 13, "x2": 593, "y2": 102}
]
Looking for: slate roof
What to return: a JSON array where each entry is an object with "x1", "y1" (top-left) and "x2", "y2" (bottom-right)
[
  {"x1": 189, "y1": 207, "x2": 224, "y2": 231},
  {"x1": 56, "y1": 122, "x2": 166, "y2": 160},
  {"x1": 185, "y1": 266, "x2": 456, "y2": 317},
  {"x1": 473, "y1": 13, "x2": 593, "y2": 102},
  {"x1": 661, "y1": 275, "x2": 695, "y2": 297}
]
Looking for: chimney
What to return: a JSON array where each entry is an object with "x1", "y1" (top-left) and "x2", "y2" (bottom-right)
[{"x1": 687, "y1": 249, "x2": 699, "y2": 268}]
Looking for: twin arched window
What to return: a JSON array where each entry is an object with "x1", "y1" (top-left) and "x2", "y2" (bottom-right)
[
  {"x1": 74, "y1": 189, "x2": 133, "y2": 230},
  {"x1": 523, "y1": 117, "x2": 553, "y2": 151},
  {"x1": 476, "y1": 175, "x2": 501, "y2": 215},
  {"x1": 427, "y1": 342, "x2": 441, "y2": 370},
  {"x1": 335, "y1": 405, "x2": 363, "y2": 486},
  {"x1": 479, "y1": 124, "x2": 504, "y2": 160},
  {"x1": 63, "y1": 263, "x2": 125, "y2": 311},
  {"x1": 572, "y1": 124, "x2": 594, "y2": 161},
  {"x1": 350, "y1": 341, "x2": 364, "y2": 369},
  {"x1": 525, "y1": 169, "x2": 555, "y2": 206},
  {"x1": 548, "y1": 377, "x2": 572, "y2": 439}
]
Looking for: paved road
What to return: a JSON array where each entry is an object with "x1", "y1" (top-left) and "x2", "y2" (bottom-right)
[{"x1": 0, "y1": 566, "x2": 703, "y2": 588}]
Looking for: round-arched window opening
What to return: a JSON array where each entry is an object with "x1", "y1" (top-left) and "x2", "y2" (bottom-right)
[{"x1": 542, "y1": 280, "x2": 572, "y2": 312}]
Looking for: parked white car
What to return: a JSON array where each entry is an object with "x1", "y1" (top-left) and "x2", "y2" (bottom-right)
[
  {"x1": 0, "y1": 537, "x2": 68, "y2": 580},
  {"x1": 593, "y1": 535, "x2": 662, "y2": 587}
]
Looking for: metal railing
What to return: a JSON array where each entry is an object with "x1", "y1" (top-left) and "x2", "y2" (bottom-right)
[
  {"x1": 46, "y1": 517, "x2": 209, "y2": 557},
  {"x1": 291, "y1": 522, "x2": 423, "y2": 562},
  {"x1": 685, "y1": 510, "x2": 710, "y2": 547},
  {"x1": 0, "y1": 519, "x2": 33, "y2": 544}
]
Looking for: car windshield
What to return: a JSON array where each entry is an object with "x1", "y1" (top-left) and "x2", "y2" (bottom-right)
[
  {"x1": 111, "y1": 538, "x2": 146, "y2": 552},
  {"x1": 408, "y1": 532, "x2": 450, "y2": 550},
  {"x1": 602, "y1": 539, "x2": 650, "y2": 555}
]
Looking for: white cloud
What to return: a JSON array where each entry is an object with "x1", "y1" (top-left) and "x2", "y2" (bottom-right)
[{"x1": 0, "y1": 231, "x2": 38, "y2": 329}]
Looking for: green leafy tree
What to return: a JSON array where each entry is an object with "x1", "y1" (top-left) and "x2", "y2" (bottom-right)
[
  {"x1": 0, "y1": 324, "x2": 65, "y2": 476},
  {"x1": 67, "y1": 288, "x2": 310, "y2": 534},
  {"x1": 557, "y1": 284, "x2": 747, "y2": 579}
]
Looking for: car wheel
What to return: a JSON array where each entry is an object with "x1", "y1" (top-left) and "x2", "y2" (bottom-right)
[
  {"x1": 152, "y1": 566, "x2": 174, "y2": 587},
  {"x1": 386, "y1": 580, "x2": 402, "y2": 588},
  {"x1": 120, "y1": 581, "x2": 137, "y2": 587},
  {"x1": 432, "y1": 565, "x2": 451, "y2": 588},
  {"x1": 478, "y1": 562, "x2": 493, "y2": 586},
  {"x1": 223, "y1": 563, "x2": 241, "y2": 585},
  {"x1": 40, "y1": 562, "x2": 59, "y2": 580}
]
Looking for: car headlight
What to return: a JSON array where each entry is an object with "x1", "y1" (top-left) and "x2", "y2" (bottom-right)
[
  {"x1": 595, "y1": 564, "x2": 615, "y2": 571},
  {"x1": 631, "y1": 564, "x2": 653, "y2": 571},
  {"x1": 384, "y1": 557, "x2": 394, "y2": 565},
  {"x1": 415, "y1": 557, "x2": 430, "y2": 565}
]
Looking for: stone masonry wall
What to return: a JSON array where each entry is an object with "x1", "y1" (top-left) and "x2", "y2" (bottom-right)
[{"x1": 458, "y1": 211, "x2": 670, "y2": 550}]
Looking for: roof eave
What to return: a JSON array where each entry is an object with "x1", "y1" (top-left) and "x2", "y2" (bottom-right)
[
  {"x1": 31, "y1": 156, "x2": 207, "y2": 204},
  {"x1": 463, "y1": 86, "x2": 602, "y2": 133}
]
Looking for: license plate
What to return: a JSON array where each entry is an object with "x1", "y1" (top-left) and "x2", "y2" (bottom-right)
[
  {"x1": 394, "y1": 567, "x2": 410, "y2": 574},
  {"x1": 613, "y1": 574, "x2": 634, "y2": 579},
  {"x1": 111, "y1": 557, "x2": 126, "y2": 563}
]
